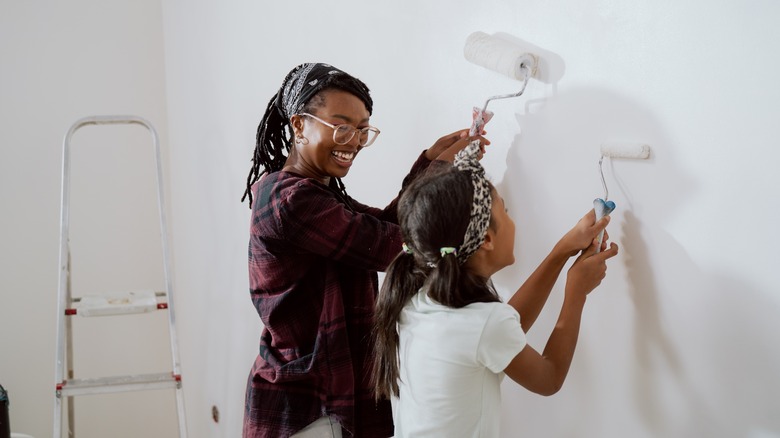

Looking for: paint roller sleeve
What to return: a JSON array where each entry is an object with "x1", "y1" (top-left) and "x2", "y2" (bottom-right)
[
  {"x1": 463, "y1": 31, "x2": 538, "y2": 80},
  {"x1": 600, "y1": 143, "x2": 651, "y2": 159}
]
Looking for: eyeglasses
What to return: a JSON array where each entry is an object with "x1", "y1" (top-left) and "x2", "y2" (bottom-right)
[{"x1": 299, "y1": 113, "x2": 380, "y2": 147}]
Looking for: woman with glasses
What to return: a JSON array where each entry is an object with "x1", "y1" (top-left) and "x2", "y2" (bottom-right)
[{"x1": 241, "y1": 63, "x2": 487, "y2": 438}]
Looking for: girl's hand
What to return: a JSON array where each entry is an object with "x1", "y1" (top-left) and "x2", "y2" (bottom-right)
[
  {"x1": 565, "y1": 240, "x2": 619, "y2": 298},
  {"x1": 557, "y1": 209, "x2": 610, "y2": 258},
  {"x1": 424, "y1": 129, "x2": 490, "y2": 162}
]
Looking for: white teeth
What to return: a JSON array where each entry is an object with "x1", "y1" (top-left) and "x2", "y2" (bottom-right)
[{"x1": 332, "y1": 151, "x2": 355, "y2": 161}]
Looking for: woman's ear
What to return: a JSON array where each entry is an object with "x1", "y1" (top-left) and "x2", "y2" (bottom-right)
[{"x1": 290, "y1": 114, "x2": 304, "y2": 136}]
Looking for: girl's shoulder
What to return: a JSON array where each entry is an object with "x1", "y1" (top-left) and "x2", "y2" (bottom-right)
[
  {"x1": 408, "y1": 290, "x2": 513, "y2": 317},
  {"x1": 465, "y1": 300, "x2": 518, "y2": 322}
]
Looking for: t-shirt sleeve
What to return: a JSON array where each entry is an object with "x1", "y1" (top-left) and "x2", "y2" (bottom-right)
[{"x1": 476, "y1": 304, "x2": 527, "y2": 373}]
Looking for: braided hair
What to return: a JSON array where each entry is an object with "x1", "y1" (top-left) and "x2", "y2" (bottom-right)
[{"x1": 241, "y1": 63, "x2": 374, "y2": 207}]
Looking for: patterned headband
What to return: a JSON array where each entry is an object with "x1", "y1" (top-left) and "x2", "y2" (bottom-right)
[
  {"x1": 273, "y1": 62, "x2": 373, "y2": 118},
  {"x1": 453, "y1": 141, "x2": 493, "y2": 264}
]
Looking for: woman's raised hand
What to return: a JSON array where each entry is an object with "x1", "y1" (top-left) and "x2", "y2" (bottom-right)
[{"x1": 425, "y1": 129, "x2": 490, "y2": 162}]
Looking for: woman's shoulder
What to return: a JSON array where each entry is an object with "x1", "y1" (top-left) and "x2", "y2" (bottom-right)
[
  {"x1": 257, "y1": 171, "x2": 334, "y2": 202},
  {"x1": 260, "y1": 170, "x2": 313, "y2": 187}
]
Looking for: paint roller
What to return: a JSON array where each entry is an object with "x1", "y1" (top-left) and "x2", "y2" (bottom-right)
[
  {"x1": 594, "y1": 143, "x2": 651, "y2": 252},
  {"x1": 463, "y1": 31, "x2": 539, "y2": 136}
]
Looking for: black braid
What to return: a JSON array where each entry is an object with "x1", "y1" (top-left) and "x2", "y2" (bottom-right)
[
  {"x1": 241, "y1": 94, "x2": 292, "y2": 206},
  {"x1": 330, "y1": 176, "x2": 355, "y2": 212}
]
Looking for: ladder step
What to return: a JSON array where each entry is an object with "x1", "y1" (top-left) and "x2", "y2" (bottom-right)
[
  {"x1": 69, "y1": 290, "x2": 164, "y2": 317},
  {"x1": 57, "y1": 372, "x2": 181, "y2": 397}
]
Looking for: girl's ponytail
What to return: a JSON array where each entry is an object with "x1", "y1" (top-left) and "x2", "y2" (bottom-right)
[
  {"x1": 372, "y1": 250, "x2": 424, "y2": 400},
  {"x1": 425, "y1": 248, "x2": 461, "y2": 306}
]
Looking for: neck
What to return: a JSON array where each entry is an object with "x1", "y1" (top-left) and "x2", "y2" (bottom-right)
[
  {"x1": 282, "y1": 159, "x2": 330, "y2": 185},
  {"x1": 464, "y1": 252, "x2": 497, "y2": 279}
]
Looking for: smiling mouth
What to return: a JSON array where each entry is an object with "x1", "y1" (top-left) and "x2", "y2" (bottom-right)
[{"x1": 332, "y1": 150, "x2": 356, "y2": 163}]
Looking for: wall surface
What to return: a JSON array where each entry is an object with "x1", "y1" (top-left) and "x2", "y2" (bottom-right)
[
  {"x1": 0, "y1": 1, "x2": 177, "y2": 437},
  {"x1": 160, "y1": 1, "x2": 780, "y2": 437},
  {"x1": 3, "y1": 1, "x2": 779, "y2": 438}
]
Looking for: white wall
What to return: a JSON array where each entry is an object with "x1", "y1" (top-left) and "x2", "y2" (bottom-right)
[
  {"x1": 160, "y1": 1, "x2": 780, "y2": 437},
  {"x1": 3, "y1": 1, "x2": 779, "y2": 438},
  {"x1": 0, "y1": 1, "x2": 177, "y2": 437}
]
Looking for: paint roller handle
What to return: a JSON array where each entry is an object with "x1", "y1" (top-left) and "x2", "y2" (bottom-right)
[
  {"x1": 593, "y1": 199, "x2": 616, "y2": 253},
  {"x1": 424, "y1": 129, "x2": 490, "y2": 162}
]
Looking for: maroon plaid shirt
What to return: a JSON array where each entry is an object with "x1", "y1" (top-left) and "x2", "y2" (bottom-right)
[{"x1": 243, "y1": 153, "x2": 433, "y2": 438}]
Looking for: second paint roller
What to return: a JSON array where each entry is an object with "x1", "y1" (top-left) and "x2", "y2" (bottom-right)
[{"x1": 594, "y1": 143, "x2": 651, "y2": 252}]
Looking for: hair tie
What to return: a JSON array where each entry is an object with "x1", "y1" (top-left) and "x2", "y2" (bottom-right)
[
  {"x1": 402, "y1": 243, "x2": 413, "y2": 254},
  {"x1": 440, "y1": 247, "x2": 458, "y2": 257}
]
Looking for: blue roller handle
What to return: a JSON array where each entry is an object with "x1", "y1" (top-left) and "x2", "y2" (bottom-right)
[{"x1": 593, "y1": 198, "x2": 615, "y2": 253}]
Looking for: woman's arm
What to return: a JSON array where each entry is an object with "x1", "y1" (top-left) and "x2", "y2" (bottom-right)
[
  {"x1": 272, "y1": 177, "x2": 404, "y2": 272},
  {"x1": 349, "y1": 150, "x2": 434, "y2": 222},
  {"x1": 353, "y1": 129, "x2": 489, "y2": 221}
]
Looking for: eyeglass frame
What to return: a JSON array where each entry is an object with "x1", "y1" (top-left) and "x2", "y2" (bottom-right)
[{"x1": 298, "y1": 113, "x2": 381, "y2": 147}]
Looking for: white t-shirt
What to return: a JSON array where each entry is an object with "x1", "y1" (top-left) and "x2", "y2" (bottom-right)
[{"x1": 393, "y1": 290, "x2": 527, "y2": 438}]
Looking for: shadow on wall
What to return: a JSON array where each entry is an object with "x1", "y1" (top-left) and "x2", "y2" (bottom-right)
[
  {"x1": 623, "y1": 214, "x2": 780, "y2": 437},
  {"x1": 492, "y1": 86, "x2": 780, "y2": 437}
]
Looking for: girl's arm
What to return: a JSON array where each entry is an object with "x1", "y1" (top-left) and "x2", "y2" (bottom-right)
[
  {"x1": 504, "y1": 240, "x2": 619, "y2": 395},
  {"x1": 507, "y1": 210, "x2": 610, "y2": 332}
]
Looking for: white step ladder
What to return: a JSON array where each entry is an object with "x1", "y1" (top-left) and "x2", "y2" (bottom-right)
[{"x1": 53, "y1": 116, "x2": 187, "y2": 438}]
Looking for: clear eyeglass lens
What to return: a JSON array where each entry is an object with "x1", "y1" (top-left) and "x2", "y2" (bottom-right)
[
  {"x1": 333, "y1": 125, "x2": 355, "y2": 144},
  {"x1": 334, "y1": 125, "x2": 378, "y2": 147}
]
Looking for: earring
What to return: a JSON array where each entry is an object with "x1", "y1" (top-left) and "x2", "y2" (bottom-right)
[{"x1": 295, "y1": 134, "x2": 309, "y2": 145}]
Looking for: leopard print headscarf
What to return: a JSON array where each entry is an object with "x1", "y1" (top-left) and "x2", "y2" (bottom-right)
[{"x1": 453, "y1": 141, "x2": 493, "y2": 264}]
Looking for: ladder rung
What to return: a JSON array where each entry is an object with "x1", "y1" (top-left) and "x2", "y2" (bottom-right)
[
  {"x1": 57, "y1": 372, "x2": 181, "y2": 397},
  {"x1": 65, "y1": 302, "x2": 168, "y2": 316},
  {"x1": 70, "y1": 291, "x2": 167, "y2": 302},
  {"x1": 67, "y1": 290, "x2": 167, "y2": 317}
]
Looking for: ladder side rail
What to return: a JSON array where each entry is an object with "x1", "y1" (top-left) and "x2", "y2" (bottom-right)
[
  {"x1": 133, "y1": 117, "x2": 188, "y2": 438},
  {"x1": 55, "y1": 118, "x2": 88, "y2": 438},
  {"x1": 142, "y1": 118, "x2": 183, "y2": 378}
]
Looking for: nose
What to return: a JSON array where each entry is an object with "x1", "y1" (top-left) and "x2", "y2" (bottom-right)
[{"x1": 347, "y1": 129, "x2": 362, "y2": 148}]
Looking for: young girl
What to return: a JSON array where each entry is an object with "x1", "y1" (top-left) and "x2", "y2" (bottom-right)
[
  {"x1": 372, "y1": 142, "x2": 619, "y2": 437},
  {"x1": 240, "y1": 62, "x2": 487, "y2": 438}
]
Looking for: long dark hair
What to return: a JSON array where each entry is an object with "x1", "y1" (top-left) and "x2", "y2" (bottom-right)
[
  {"x1": 372, "y1": 165, "x2": 500, "y2": 400},
  {"x1": 241, "y1": 64, "x2": 373, "y2": 207}
]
